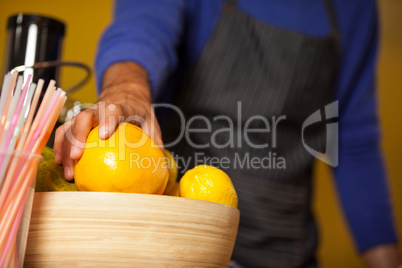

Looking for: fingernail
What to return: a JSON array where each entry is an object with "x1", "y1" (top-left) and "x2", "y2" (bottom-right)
[
  {"x1": 70, "y1": 146, "x2": 81, "y2": 159},
  {"x1": 65, "y1": 167, "x2": 72, "y2": 179},
  {"x1": 55, "y1": 153, "x2": 62, "y2": 164},
  {"x1": 99, "y1": 125, "x2": 107, "y2": 138}
]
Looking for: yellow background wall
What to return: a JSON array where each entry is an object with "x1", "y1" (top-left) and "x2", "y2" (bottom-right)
[
  {"x1": 0, "y1": 1, "x2": 400, "y2": 267},
  {"x1": 0, "y1": 0, "x2": 111, "y2": 104},
  {"x1": 314, "y1": 1, "x2": 402, "y2": 266}
]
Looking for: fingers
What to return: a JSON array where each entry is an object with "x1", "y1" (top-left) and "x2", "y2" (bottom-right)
[
  {"x1": 98, "y1": 103, "x2": 121, "y2": 140},
  {"x1": 54, "y1": 98, "x2": 165, "y2": 182},
  {"x1": 141, "y1": 107, "x2": 164, "y2": 149},
  {"x1": 142, "y1": 119, "x2": 163, "y2": 149},
  {"x1": 69, "y1": 110, "x2": 98, "y2": 160},
  {"x1": 54, "y1": 121, "x2": 72, "y2": 165},
  {"x1": 54, "y1": 109, "x2": 98, "y2": 181},
  {"x1": 64, "y1": 109, "x2": 98, "y2": 181},
  {"x1": 153, "y1": 132, "x2": 164, "y2": 149},
  {"x1": 62, "y1": 135, "x2": 75, "y2": 181}
]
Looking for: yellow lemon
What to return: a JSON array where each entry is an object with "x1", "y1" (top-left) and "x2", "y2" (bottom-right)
[
  {"x1": 179, "y1": 165, "x2": 238, "y2": 208},
  {"x1": 163, "y1": 149, "x2": 179, "y2": 196},
  {"x1": 74, "y1": 122, "x2": 169, "y2": 194}
]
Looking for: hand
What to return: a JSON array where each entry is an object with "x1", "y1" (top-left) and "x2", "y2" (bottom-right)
[
  {"x1": 54, "y1": 62, "x2": 163, "y2": 181},
  {"x1": 362, "y1": 243, "x2": 401, "y2": 268}
]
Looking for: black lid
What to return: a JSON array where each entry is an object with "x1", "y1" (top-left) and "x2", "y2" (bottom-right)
[{"x1": 7, "y1": 13, "x2": 66, "y2": 35}]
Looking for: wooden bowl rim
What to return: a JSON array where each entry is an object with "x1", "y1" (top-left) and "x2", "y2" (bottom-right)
[{"x1": 34, "y1": 191, "x2": 240, "y2": 213}]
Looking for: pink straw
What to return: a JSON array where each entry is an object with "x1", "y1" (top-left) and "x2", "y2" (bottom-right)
[
  {"x1": 0, "y1": 75, "x2": 31, "y2": 168},
  {"x1": 0, "y1": 180, "x2": 30, "y2": 266},
  {"x1": 22, "y1": 81, "x2": 56, "y2": 152},
  {"x1": 16, "y1": 79, "x2": 43, "y2": 150},
  {"x1": 0, "y1": 91, "x2": 61, "y2": 212},
  {"x1": 0, "y1": 73, "x2": 67, "y2": 264},
  {"x1": 0, "y1": 94, "x2": 65, "y2": 260},
  {"x1": 0, "y1": 82, "x2": 43, "y2": 206},
  {"x1": 26, "y1": 90, "x2": 62, "y2": 153}
]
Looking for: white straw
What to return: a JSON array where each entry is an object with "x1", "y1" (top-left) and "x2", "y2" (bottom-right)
[
  {"x1": 0, "y1": 74, "x2": 11, "y2": 118},
  {"x1": 6, "y1": 76, "x2": 23, "y2": 125},
  {"x1": 0, "y1": 73, "x2": 67, "y2": 264},
  {"x1": 0, "y1": 83, "x2": 37, "y2": 183},
  {"x1": 0, "y1": 77, "x2": 23, "y2": 149},
  {"x1": 17, "y1": 83, "x2": 37, "y2": 138}
]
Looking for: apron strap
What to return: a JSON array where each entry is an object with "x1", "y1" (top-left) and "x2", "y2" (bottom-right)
[
  {"x1": 226, "y1": 0, "x2": 237, "y2": 6},
  {"x1": 224, "y1": 0, "x2": 237, "y2": 11},
  {"x1": 324, "y1": 0, "x2": 340, "y2": 39}
]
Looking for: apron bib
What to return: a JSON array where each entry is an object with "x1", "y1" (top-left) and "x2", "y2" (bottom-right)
[{"x1": 162, "y1": 1, "x2": 339, "y2": 267}]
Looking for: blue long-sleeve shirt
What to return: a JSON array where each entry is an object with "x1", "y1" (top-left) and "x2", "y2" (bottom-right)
[{"x1": 95, "y1": 0, "x2": 398, "y2": 252}]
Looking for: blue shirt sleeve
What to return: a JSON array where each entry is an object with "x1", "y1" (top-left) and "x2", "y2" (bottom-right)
[
  {"x1": 95, "y1": 0, "x2": 398, "y2": 253},
  {"x1": 333, "y1": 0, "x2": 398, "y2": 252},
  {"x1": 95, "y1": 0, "x2": 185, "y2": 98}
]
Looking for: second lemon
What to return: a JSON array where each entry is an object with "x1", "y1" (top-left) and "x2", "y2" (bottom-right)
[{"x1": 179, "y1": 165, "x2": 238, "y2": 208}]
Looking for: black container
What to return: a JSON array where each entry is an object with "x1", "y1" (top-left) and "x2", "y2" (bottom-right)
[
  {"x1": 3, "y1": 13, "x2": 65, "y2": 85},
  {"x1": 3, "y1": 14, "x2": 66, "y2": 147}
]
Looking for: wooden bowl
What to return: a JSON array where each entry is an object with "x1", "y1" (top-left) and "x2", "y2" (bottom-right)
[{"x1": 24, "y1": 192, "x2": 240, "y2": 267}]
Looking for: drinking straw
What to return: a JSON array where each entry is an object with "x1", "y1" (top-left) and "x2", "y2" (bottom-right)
[
  {"x1": 9, "y1": 242, "x2": 17, "y2": 268},
  {"x1": 0, "y1": 73, "x2": 19, "y2": 142},
  {"x1": 4, "y1": 80, "x2": 35, "y2": 155},
  {"x1": 0, "y1": 159, "x2": 37, "y2": 266},
  {"x1": 0, "y1": 86, "x2": 57, "y2": 209},
  {"x1": 0, "y1": 82, "x2": 36, "y2": 185},
  {"x1": 3, "y1": 239, "x2": 16, "y2": 268},
  {"x1": 0, "y1": 160, "x2": 37, "y2": 254},
  {"x1": 0, "y1": 76, "x2": 26, "y2": 191},
  {"x1": 0, "y1": 94, "x2": 66, "y2": 264},
  {"x1": 0, "y1": 93, "x2": 65, "y2": 256},
  {"x1": 3, "y1": 77, "x2": 23, "y2": 130},
  {"x1": 22, "y1": 80, "x2": 56, "y2": 152},
  {"x1": 0, "y1": 77, "x2": 31, "y2": 185},
  {"x1": 26, "y1": 90, "x2": 61, "y2": 153},
  {"x1": 0, "y1": 73, "x2": 11, "y2": 117},
  {"x1": 0, "y1": 82, "x2": 43, "y2": 201},
  {"x1": 0, "y1": 73, "x2": 17, "y2": 123},
  {"x1": 2, "y1": 218, "x2": 18, "y2": 267},
  {"x1": 1, "y1": 165, "x2": 31, "y2": 265},
  {"x1": 0, "y1": 154, "x2": 36, "y2": 230},
  {"x1": 6, "y1": 80, "x2": 43, "y2": 184},
  {"x1": 0, "y1": 73, "x2": 66, "y2": 264},
  {"x1": 16, "y1": 79, "x2": 44, "y2": 149},
  {"x1": 0, "y1": 76, "x2": 32, "y2": 172},
  {"x1": 0, "y1": 91, "x2": 65, "y2": 216},
  {"x1": 32, "y1": 94, "x2": 66, "y2": 154},
  {"x1": 15, "y1": 83, "x2": 36, "y2": 142},
  {"x1": 0, "y1": 76, "x2": 24, "y2": 150},
  {"x1": 0, "y1": 90, "x2": 62, "y2": 210},
  {"x1": 14, "y1": 246, "x2": 19, "y2": 268}
]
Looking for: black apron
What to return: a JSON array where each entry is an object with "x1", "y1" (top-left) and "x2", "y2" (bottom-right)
[{"x1": 162, "y1": 1, "x2": 340, "y2": 267}]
